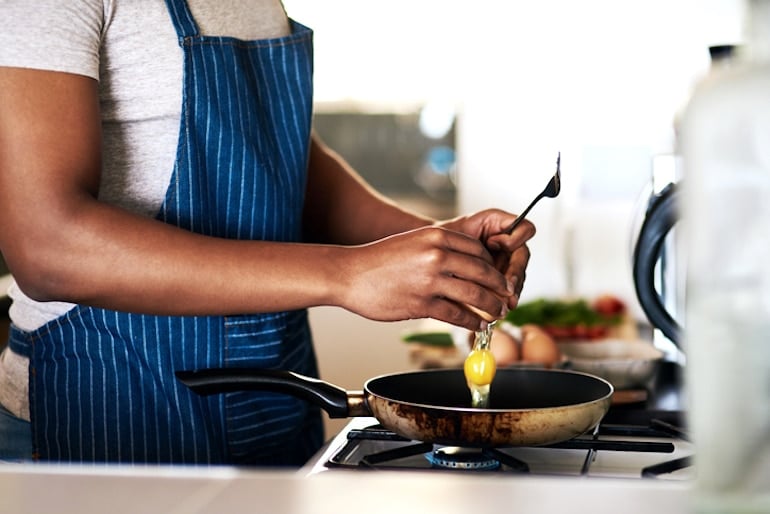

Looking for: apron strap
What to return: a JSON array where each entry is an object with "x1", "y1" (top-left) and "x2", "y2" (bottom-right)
[
  {"x1": 8, "y1": 325, "x2": 31, "y2": 358},
  {"x1": 163, "y1": 0, "x2": 200, "y2": 40}
]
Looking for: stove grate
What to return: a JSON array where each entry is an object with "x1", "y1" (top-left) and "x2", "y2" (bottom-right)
[
  {"x1": 642, "y1": 456, "x2": 693, "y2": 477},
  {"x1": 360, "y1": 442, "x2": 433, "y2": 467}
]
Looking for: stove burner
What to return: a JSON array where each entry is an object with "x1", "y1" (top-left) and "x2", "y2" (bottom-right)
[{"x1": 426, "y1": 447, "x2": 501, "y2": 471}]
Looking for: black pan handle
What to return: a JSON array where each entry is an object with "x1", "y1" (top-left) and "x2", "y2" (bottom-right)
[
  {"x1": 175, "y1": 368, "x2": 355, "y2": 418},
  {"x1": 632, "y1": 182, "x2": 681, "y2": 346}
]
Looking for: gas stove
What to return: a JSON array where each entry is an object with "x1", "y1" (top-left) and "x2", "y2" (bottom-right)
[
  {"x1": 303, "y1": 359, "x2": 693, "y2": 480},
  {"x1": 303, "y1": 408, "x2": 693, "y2": 480}
]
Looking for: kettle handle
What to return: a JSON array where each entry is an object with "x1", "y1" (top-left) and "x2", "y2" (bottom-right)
[{"x1": 632, "y1": 182, "x2": 681, "y2": 346}]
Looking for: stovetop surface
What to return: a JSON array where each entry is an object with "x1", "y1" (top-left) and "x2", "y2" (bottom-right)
[
  {"x1": 305, "y1": 412, "x2": 693, "y2": 480},
  {"x1": 304, "y1": 362, "x2": 692, "y2": 479}
]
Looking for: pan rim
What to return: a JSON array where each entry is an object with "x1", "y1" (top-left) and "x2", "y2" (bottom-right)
[{"x1": 363, "y1": 367, "x2": 614, "y2": 413}]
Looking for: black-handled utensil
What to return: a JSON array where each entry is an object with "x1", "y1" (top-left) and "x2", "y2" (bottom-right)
[{"x1": 504, "y1": 152, "x2": 561, "y2": 234}]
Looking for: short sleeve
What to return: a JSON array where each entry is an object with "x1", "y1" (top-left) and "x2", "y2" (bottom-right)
[{"x1": 0, "y1": 0, "x2": 105, "y2": 80}]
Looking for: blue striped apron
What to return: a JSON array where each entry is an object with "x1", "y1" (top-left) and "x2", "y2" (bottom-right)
[{"x1": 9, "y1": 0, "x2": 322, "y2": 466}]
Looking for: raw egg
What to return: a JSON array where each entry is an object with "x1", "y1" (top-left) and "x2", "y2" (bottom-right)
[
  {"x1": 463, "y1": 345, "x2": 496, "y2": 408},
  {"x1": 463, "y1": 348, "x2": 497, "y2": 387}
]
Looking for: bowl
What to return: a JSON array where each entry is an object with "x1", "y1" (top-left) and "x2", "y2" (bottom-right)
[{"x1": 557, "y1": 339, "x2": 664, "y2": 389}]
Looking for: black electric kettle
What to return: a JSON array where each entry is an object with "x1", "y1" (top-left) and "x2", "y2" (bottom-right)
[{"x1": 632, "y1": 182, "x2": 681, "y2": 346}]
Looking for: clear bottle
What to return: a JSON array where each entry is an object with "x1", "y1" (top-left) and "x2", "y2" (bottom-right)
[{"x1": 680, "y1": 1, "x2": 770, "y2": 512}]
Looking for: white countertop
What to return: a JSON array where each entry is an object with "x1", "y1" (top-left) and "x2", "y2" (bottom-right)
[{"x1": 0, "y1": 463, "x2": 691, "y2": 514}]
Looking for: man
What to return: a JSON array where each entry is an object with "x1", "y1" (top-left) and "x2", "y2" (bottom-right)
[{"x1": 0, "y1": 0, "x2": 533, "y2": 465}]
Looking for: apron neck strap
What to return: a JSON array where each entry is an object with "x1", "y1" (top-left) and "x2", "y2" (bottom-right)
[{"x1": 164, "y1": 0, "x2": 200, "y2": 39}]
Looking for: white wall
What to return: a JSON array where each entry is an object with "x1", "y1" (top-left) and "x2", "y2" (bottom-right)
[
  {"x1": 452, "y1": 1, "x2": 740, "y2": 312},
  {"x1": 284, "y1": 0, "x2": 743, "y2": 106}
]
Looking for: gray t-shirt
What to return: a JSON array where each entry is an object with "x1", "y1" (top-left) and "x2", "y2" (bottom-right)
[{"x1": 0, "y1": 0, "x2": 293, "y2": 420}]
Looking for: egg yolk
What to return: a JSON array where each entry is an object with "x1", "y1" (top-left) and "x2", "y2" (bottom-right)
[{"x1": 463, "y1": 348, "x2": 497, "y2": 386}]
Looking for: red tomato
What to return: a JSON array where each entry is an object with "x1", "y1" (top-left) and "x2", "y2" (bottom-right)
[{"x1": 593, "y1": 295, "x2": 626, "y2": 317}]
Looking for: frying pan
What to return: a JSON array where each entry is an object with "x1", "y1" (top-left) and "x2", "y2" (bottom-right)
[{"x1": 175, "y1": 368, "x2": 613, "y2": 447}]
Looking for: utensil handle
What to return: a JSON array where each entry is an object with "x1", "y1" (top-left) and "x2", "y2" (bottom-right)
[
  {"x1": 175, "y1": 368, "x2": 355, "y2": 418},
  {"x1": 503, "y1": 193, "x2": 542, "y2": 234}
]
